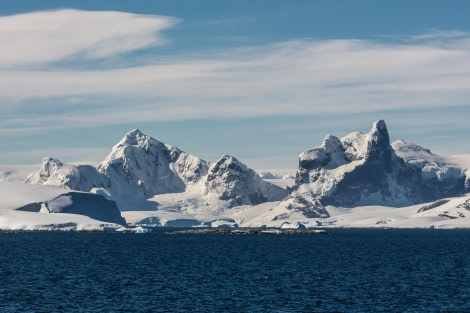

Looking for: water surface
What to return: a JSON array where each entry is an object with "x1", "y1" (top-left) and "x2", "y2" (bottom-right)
[{"x1": 1, "y1": 229, "x2": 469, "y2": 312}]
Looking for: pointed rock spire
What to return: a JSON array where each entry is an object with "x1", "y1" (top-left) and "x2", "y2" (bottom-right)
[
  {"x1": 118, "y1": 128, "x2": 147, "y2": 147},
  {"x1": 366, "y1": 120, "x2": 390, "y2": 157},
  {"x1": 364, "y1": 120, "x2": 393, "y2": 173}
]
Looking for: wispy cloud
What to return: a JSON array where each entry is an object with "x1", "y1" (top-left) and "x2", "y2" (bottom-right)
[
  {"x1": 0, "y1": 9, "x2": 178, "y2": 68},
  {"x1": 1, "y1": 10, "x2": 470, "y2": 139},
  {"x1": 409, "y1": 29, "x2": 470, "y2": 40}
]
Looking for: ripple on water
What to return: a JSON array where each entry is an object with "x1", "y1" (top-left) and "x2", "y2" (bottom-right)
[{"x1": 0, "y1": 229, "x2": 470, "y2": 312}]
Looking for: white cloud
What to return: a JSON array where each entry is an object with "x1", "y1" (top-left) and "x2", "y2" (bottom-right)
[
  {"x1": 0, "y1": 10, "x2": 469, "y2": 137},
  {"x1": 409, "y1": 29, "x2": 470, "y2": 40},
  {"x1": 0, "y1": 9, "x2": 178, "y2": 68}
]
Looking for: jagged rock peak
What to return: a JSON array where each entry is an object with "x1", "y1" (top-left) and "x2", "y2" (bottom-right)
[
  {"x1": 116, "y1": 128, "x2": 169, "y2": 151},
  {"x1": 206, "y1": 155, "x2": 248, "y2": 183},
  {"x1": 119, "y1": 128, "x2": 143, "y2": 145},
  {"x1": 24, "y1": 157, "x2": 65, "y2": 185},
  {"x1": 205, "y1": 154, "x2": 285, "y2": 205},
  {"x1": 40, "y1": 157, "x2": 63, "y2": 175},
  {"x1": 209, "y1": 154, "x2": 240, "y2": 171},
  {"x1": 368, "y1": 120, "x2": 390, "y2": 146},
  {"x1": 366, "y1": 120, "x2": 390, "y2": 154},
  {"x1": 98, "y1": 129, "x2": 206, "y2": 198},
  {"x1": 127, "y1": 128, "x2": 143, "y2": 137},
  {"x1": 299, "y1": 120, "x2": 391, "y2": 170},
  {"x1": 372, "y1": 119, "x2": 387, "y2": 132},
  {"x1": 102, "y1": 129, "x2": 185, "y2": 173}
]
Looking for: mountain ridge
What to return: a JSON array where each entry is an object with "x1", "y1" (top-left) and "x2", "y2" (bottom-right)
[
  {"x1": 26, "y1": 129, "x2": 285, "y2": 212},
  {"x1": 18, "y1": 121, "x2": 470, "y2": 229}
]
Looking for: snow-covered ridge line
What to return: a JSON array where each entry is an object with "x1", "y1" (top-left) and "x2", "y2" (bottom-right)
[
  {"x1": 25, "y1": 129, "x2": 285, "y2": 213},
  {"x1": 2, "y1": 121, "x2": 470, "y2": 230}
]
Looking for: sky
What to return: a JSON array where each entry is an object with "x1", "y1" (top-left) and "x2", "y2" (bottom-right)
[{"x1": 1, "y1": 1, "x2": 470, "y2": 169}]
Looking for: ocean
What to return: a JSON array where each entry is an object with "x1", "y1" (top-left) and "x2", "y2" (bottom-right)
[{"x1": 1, "y1": 229, "x2": 469, "y2": 312}]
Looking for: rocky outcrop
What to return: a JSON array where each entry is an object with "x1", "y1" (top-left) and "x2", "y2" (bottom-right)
[{"x1": 287, "y1": 194, "x2": 329, "y2": 218}]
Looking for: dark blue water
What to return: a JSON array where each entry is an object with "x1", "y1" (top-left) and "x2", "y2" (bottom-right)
[{"x1": 1, "y1": 229, "x2": 470, "y2": 312}]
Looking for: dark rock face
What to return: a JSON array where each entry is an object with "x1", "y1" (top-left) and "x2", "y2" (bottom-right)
[
  {"x1": 465, "y1": 176, "x2": 470, "y2": 193},
  {"x1": 321, "y1": 160, "x2": 422, "y2": 207},
  {"x1": 365, "y1": 119, "x2": 392, "y2": 168},
  {"x1": 290, "y1": 120, "x2": 468, "y2": 216},
  {"x1": 287, "y1": 195, "x2": 329, "y2": 218},
  {"x1": 417, "y1": 199, "x2": 450, "y2": 213},
  {"x1": 457, "y1": 199, "x2": 470, "y2": 211},
  {"x1": 296, "y1": 135, "x2": 347, "y2": 186}
]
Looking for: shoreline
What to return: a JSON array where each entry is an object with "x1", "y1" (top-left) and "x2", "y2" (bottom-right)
[{"x1": 167, "y1": 228, "x2": 328, "y2": 235}]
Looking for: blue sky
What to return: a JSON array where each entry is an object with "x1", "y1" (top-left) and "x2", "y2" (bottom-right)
[{"x1": 1, "y1": 1, "x2": 470, "y2": 169}]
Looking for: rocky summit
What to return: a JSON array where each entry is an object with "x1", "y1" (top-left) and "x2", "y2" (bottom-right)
[
  {"x1": 289, "y1": 120, "x2": 469, "y2": 216},
  {"x1": 97, "y1": 128, "x2": 209, "y2": 200},
  {"x1": 205, "y1": 155, "x2": 285, "y2": 207}
]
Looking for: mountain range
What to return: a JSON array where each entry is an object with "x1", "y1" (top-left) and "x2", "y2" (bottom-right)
[
  {"x1": 1, "y1": 119, "x2": 470, "y2": 230},
  {"x1": 25, "y1": 128, "x2": 285, "y2": 213}
]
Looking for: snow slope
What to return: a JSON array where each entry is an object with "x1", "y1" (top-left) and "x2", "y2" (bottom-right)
[
  {"x1": 123, "y1": 192, "x2": 470, "y2": 229},
  {"x1": 0, "y1": 182, "x2": 127, "y2": 231}
]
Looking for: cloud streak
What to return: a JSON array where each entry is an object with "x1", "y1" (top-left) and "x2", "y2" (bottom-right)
[
  {"x1": 0, "y1": 10, "x2": 469, "y2": 137},
  {"x1": 0, "y1": 9, "x2": 178, "y2": 68}
]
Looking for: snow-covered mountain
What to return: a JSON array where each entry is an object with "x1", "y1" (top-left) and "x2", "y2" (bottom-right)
[
  {"x1": 26, "y1": 129, "x2": 285, "y2": 212},
  {"x1": 205, "y1": 155, "x2": 285, "y2": 206},
  {"x1": 287, "y1": 120, "x2": 469, "y2": 217},
  {"x1": 97, "y1": 129, "x2": 209, "y2": 199},
  {"x1": 25, "y1": 157, "x2": 109, "y2": 191},
  {"x1": 4, "y1": 121, "x2": 470, "y2": 230}
]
